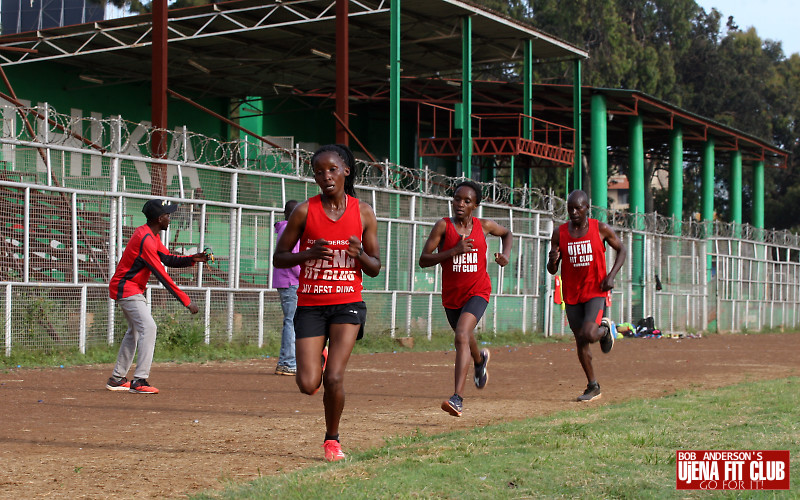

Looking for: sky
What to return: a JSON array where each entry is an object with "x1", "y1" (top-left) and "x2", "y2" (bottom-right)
[
  {"x1": 102, "y1": 1, "x2": 800, "y2": 57},
  {"x1": 695, "y1": 0, "x2": 800, "y2": 56}
]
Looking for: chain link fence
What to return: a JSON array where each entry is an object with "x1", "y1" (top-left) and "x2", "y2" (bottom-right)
[{"x1": 2, "y1": 102, "x2": 799, "y2": 354}]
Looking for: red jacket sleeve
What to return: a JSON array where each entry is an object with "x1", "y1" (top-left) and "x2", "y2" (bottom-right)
[{"x1": 140, "y1": 234, "x2": 193, "y2": 307}]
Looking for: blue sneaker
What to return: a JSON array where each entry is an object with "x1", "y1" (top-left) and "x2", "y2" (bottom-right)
[
  {"x1": 441, "y1": 394, "x2": 463, "y2": 417},
  {"x1": 600, "y1": 318, "x2": 614, "y2": 354},
  {"x1": 473, "y1": 349, "x2": 490, "y2": 389}
]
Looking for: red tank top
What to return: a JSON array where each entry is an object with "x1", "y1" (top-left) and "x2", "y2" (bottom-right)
[
  {"x1": 558, "y1": 218, "x2": 608, "y2": 304},
  {"x1": 440, "y1": 217, "x2": 492, "y2": 309},
  {"x1": 297, "y1": 195, "x2": 363, "y2": 306}
]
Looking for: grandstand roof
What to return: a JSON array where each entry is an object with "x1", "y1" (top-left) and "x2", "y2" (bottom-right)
[
  {"x1": 367, "y1": 78, "x2": 787, "y2": 169},
  {"x1": 0, "y1": 0, "x2": 587, "y2": 99}
]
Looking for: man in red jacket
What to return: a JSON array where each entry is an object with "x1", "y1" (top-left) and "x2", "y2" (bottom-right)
[{"x1": 105, "y1": 199, "x2": 208, "y2": 394}]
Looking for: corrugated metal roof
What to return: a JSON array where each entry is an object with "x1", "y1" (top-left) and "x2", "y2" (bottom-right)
[{"x1": 0, "y1": 0, "x2": 587, "y2": 99}]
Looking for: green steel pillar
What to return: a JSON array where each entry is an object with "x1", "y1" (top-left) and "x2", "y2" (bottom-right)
[
  {"x1": 702, "y1": 139, "x2": 715, "y2": 281},
  {"x1": 702, "y1": 139, "x2": 715, "y2": 223},
  {"x1": 753, "y1": 158, "x2": 765, "y2": 292},
  {"x1": 628, "y1": 115, "x2": 645, "y2": 316},
  {"x1": 668, "y1": 124, "x2": 683, "y2": 233},
  {"x1": 389, "y1": 0, "x2": 400, "y2": 166},
  {"x1": 628, "y1": 116, "x2": 645, "y2": 218},
  {"x1": 461, "y1": 16, "x2": 472, "y2": 179},
  {"x1": 239, "y1": 97, "x2": 263, "y2": 166},
  {"x1": 239, "y1": 97, "x2": 263, "y2": 138},
  {"x1": 419, "y1": 155, "x2": 426, "y2": 193},
  {"x1": 565, "y1": 169, "x2": 569, "y2": 200},
  {"x1": 573, "y1": 59, "x2": 582, "y2": 191},
  {"x1": 753, "y1": 160, "x2": 765, "y2": 229},
  {"x1": 752, "y1": 160, "x2": 767, "y2": 300},
  {"x1": 731, "y1": 150, "x2": 742, "y2": 236},
  {"x1": 509, "y1": 155, "x2": 515, "y2": 204},
  {"x1": 730, "y1": 150, "x2": 743, "y2": 298},
  {"x1": 753, "y1": 159, "x2": 766, "y2": 300},
  {"x1": 521, "y1": 42, "x2": 530, "y2": 208},
  {"x1": 523, "y1": 40, "x2": 532, "y2": 141},
  {"x1": 529, "y1": 168, "x2": 534, "y2": 209},
  {"x1": 589, "y1": 93, "x2": 607, "y2": 220}
]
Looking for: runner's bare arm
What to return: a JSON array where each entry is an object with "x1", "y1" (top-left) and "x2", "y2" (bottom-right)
[
  {"x1": 483, "y1": 219, "x2": 512, "y2": 267},
  {"x1": 418, "y1": 219, "x2": 472, "y2": 267},
  {"x1": 598, "y1": 221, "x2": 627, "y2": 291},
  {"x1": 546, "y1": 228, "x2": 561, "y2": 275},
  {"x1": 352, "y1": 202, "x2": 381, "y2": 277},
  {"x1": 273, "y1": 201, "x2": 316, "y2": 268}
]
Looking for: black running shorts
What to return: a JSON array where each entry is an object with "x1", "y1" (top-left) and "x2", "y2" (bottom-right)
[
  {"x1": 444, "y1": 296, "x2": 489, "y2": 331},
  {"x1": 294, "y1": 301, "x2": 367, "y2": 340},
  {"x1": 565, "y1": 296, "x2": 606, "y2": 334}
]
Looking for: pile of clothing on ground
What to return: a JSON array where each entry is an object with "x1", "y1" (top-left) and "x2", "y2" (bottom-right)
[{"x1": 613, "y1": 317, "x2": 702, "y2": 339}]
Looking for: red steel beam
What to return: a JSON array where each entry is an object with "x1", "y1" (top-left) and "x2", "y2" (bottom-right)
[
  {"x1": 335, "y1": 0, "x2": 349, "y2": 145},
  {"x1": 151, "y1": 0, "x2": 169, "y2": 196}
]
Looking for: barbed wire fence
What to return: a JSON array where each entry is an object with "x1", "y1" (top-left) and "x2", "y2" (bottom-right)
[{"x1": 2, "y1": 102, "x2": 800, "y2": 355}]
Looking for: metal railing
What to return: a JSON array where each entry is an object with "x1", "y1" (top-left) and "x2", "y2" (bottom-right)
[{"x1": 2, "y1": 102, "x2": 799, "y2": 355}]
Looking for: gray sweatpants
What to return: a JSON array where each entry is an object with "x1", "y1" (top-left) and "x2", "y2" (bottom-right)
[{"x1": 111, "y1": 294, "x2": 157, "y2": 381}]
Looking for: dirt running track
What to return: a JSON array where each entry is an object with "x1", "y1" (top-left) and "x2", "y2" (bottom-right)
[{"x1": 1, "y1": 333, "x2": 798, "y2": 499}]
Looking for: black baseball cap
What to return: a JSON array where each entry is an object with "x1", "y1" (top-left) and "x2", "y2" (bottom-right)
[{"x1": 142, "y1": 199, "x2": 178, "y2": 220}]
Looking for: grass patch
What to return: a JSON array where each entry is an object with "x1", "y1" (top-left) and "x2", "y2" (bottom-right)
[{"x1": 194, "y1": 377, "x2": 800, "y2": 499}]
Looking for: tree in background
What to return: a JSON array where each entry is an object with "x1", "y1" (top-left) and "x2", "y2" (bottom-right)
[
  {"x1": 104, "y1": 0, "x2": 800, "y2": 230},
  {"x1": 483, "y1": 0, "x2": 800, "y2": 230}
]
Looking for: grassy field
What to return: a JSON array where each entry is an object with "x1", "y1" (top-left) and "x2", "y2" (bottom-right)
[{"x1": 195, "y1": 377, "x2": 799, "y2": 499}]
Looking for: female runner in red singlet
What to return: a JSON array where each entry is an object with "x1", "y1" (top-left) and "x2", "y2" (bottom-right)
[
  {"x1": 419, "y1": 181, "x2": 513, "y2": 417},
  {"x1": 273, "y1": 144, "x2": 381, "y2": 462}
]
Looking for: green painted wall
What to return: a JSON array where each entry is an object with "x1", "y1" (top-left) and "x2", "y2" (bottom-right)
[
  {"x1": 4, "y1": 62, "x2": 229, "y2": 140},
  {"x1": 7, "y1": 61, "x2": 435, "y2": 174},
  {"x1": 261, "y1": 96, "x2": 419, "y2": 167}
]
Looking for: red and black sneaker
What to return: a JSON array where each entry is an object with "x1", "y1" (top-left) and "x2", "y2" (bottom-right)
[
  {"x1": 105, "y1": 376, "x2": 131, "y2": 392},
  {"x1": 129, "y1": 379, "x2": 159, "y2": 394}
]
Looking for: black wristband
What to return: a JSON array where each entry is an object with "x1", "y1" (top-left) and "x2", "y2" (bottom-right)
[{"x1": 358, "y1": 246, "x2": 364, "y2": 256}]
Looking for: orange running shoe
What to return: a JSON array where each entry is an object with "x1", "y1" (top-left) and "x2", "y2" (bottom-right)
[
  {"x1": 323, "y1": 439, "x2": 345, "y2": 462},
  {"x1": 310, "y1": 346, "x2": 328, "y2": 396},
  {"x1": 129, "y1": 379, "x2": 159, "y2": 394}
]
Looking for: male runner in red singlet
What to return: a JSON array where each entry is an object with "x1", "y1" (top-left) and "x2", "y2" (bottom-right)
[
  {"x1": 273, "y1": 144, "x2": 381, "y2": 462},
  {"x1": 547, "y1": 190, "x2": 627, "y2": 402},
  {"x1": 419, "y1": 180, "x2": 513, "y2": 417}
]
